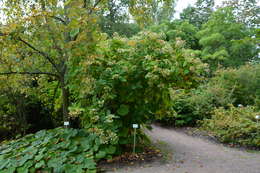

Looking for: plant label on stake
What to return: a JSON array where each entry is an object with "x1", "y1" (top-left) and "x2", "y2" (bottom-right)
[
  {"x1": 132, "y1": 124, "x2": 138, "y2": 154},
  {"x1": 256, "y1": 115, "x2": 260, "y2": 124},
  {"x1": 64, "y1": 121, "x2": 69, "y2": 128}
]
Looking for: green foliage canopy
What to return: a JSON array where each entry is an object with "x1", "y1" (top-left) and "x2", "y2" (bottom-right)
[
  {"x1": 180, "y1": 0, "x2": 215, "y2": 28},
  {"x1": 197, "y1": 7, "x2": 258, "y2": 69},
  {"x1": 222, "y1": 0, "x2": 260, "y2": 28},
  {"x1": 129, "y1": 0, "x2": 176, "y2": 27},
  {"x1": 149, "y1": 20, "x2": 200, "y2": 49}
]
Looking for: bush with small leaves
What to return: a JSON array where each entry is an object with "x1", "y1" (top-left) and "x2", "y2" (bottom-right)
[{"x1": 201, "y1": 105, "x2": 260, "y2": 148}]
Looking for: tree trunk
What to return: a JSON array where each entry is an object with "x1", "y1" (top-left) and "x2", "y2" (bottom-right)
[
  {"x1": 16, "y1": 97, "x2": 28, "y2": 135},
  {"x1": 60, "y1": 77, "x2": 69, "y2": 125}
]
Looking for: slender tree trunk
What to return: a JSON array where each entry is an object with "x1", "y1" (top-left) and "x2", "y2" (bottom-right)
[
  {"x1": 16, "y1": 96, "x2": 28, "y2": 135},
  {"x1": 60, "y1": 76, "x2": 69, "y2": 125}
]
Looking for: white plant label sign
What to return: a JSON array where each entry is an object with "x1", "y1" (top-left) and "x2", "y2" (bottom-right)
[{"x1": 64, "y1": 121, "x2": 70, "y2": 126}]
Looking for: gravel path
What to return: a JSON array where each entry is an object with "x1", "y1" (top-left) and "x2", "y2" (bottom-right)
[{"x1": 109, "y1": 125, "x2": 260, "y2": 173}]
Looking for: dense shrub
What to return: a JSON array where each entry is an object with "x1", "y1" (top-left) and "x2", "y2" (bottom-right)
[
  {"x1": 211, "y1": 64, "x2": 260, "y2": 108},
  {"x1": 201, "y1": 105, "x2": 260, "y2": 148},
  {"x1": 196, "y1": 64, "x2": 260, "y2": 113},
  {"x1": 0, "y1": 128, "x2": 116, "y2": 173},
  {"x1": 71, "y1": 32, "x2": 206, "y2": 146},
  {"x1": 159, "y1": 64, "x2": 260, "y2": 127},
  {"x1": 159, "y1": 84, "x2": 233, "y2": 126}
]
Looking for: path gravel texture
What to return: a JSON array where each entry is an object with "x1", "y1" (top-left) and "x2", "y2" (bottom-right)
[{"x1": 110, "y1": 125, "x2": 260, "y2": 173}]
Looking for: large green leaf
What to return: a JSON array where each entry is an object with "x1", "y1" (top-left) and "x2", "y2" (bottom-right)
[
  {"x1": 18, "y1": 155, "x2": 33, "y2": 167},
  {"x1": 0, "y1": 167, "x2": 16, "y2": 173},
  {"x1": 34, "y1": 154, "x2": 44, "y2": 161},
  {"x1": 16, "y1": 166, "x2": 28, "y2": 173},
  {"x1": 82, "y1": 159, "x2": 96, "y2": 169},
  {"x1": 81, "y1": 138, "x2": 91, "y2": 151},
  {"x1": 86, "y1": 170, "x2": 97, "y2": 173},
  {"x1": 95, "y1": 151, "x2": 106, "y2": 159},
  {"x1": 47, "y1": 157, "x2": 66, "y2": 168},
  {"x1": 17, "y1": 160, "x2": 33, "y2": 173},
  {"x1": 35, "y1": 130, "x2": 46, "y2": 138},
  {"x1": 63, "y1": 164, "x2": 84, "y2": 173},
  {"x1": 0, "y1": 159, "x2": 9, "y2": 170},
  {"x1": 34, "y1": 160, "x2": 45, "y2": 169},
  {"x1": 105, "y1": 145, "x2": 116, "y2": 154}
]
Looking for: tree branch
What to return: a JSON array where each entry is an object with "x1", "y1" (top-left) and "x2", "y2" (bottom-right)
[
  {"x1": 88, "y1": 0, "x2": 102, "y2": 14},
  {"x1": 0, "y1": 32, "x2": 7, "y2": 36},
  {"x1": 17, "y1": 37, "x2": 60, "y2": 74},
  {"x1": 50, "y1": 16, "x2": 67, "y2": 25},
  {"x1": 0, "y1": 71, "x2": 59, "y2": 78},
  {"x1": 83, "y1": 0, "x2": 87, "y2": 8}
]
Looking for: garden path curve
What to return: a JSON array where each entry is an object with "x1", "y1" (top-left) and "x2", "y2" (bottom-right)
[{"x1": 110, "y1": 125, "x2": 260, "y2": 173}]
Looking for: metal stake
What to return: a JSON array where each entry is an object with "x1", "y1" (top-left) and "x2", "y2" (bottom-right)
[
  {"x1": 133, "y1": 128, "x2": 136, "y2": 153},
  {"x1": 132, "y1": 124, "x2": 138, "y2": 154}
]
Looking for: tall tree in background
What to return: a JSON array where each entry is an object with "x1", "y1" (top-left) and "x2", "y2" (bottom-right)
[
  {"x1": 180, "y1": 0, "x2": 215, "y2": 28},
  {"x1": 129, "y1": 0, "x2": 176, "y2": 27},
  {"x1": 98, "y1": 0, "x2": 140, "y2": 37},
  {"x1": 149, "y1": 20, "x2": 200, "y2": 49},
  {"x1": 99, "y1": 0, "x2": 177, "y2": 37},
  {"x1": 197, "y1": 7, "x2": 257, "y2": 70},
  {"x1": 222, "y1": 0, "x2": 260, "y2": 28}
]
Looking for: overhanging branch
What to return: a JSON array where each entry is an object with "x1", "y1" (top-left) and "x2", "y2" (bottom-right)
[
  {"x1": 88, "y1": 0, "x2": 102, "y2": 14},
  {"x1": 17, "y1": 37, "x2": 60, "y2": 74},
  {"x1": 0, "y1": 71, "x2": 59, "y2": 78},
  {"x1": 50, "y1": 16, "x2": 67, "y2": 25},
  {"x1": 0, "y1": 32, "x2": 6, "y2": 36}
]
